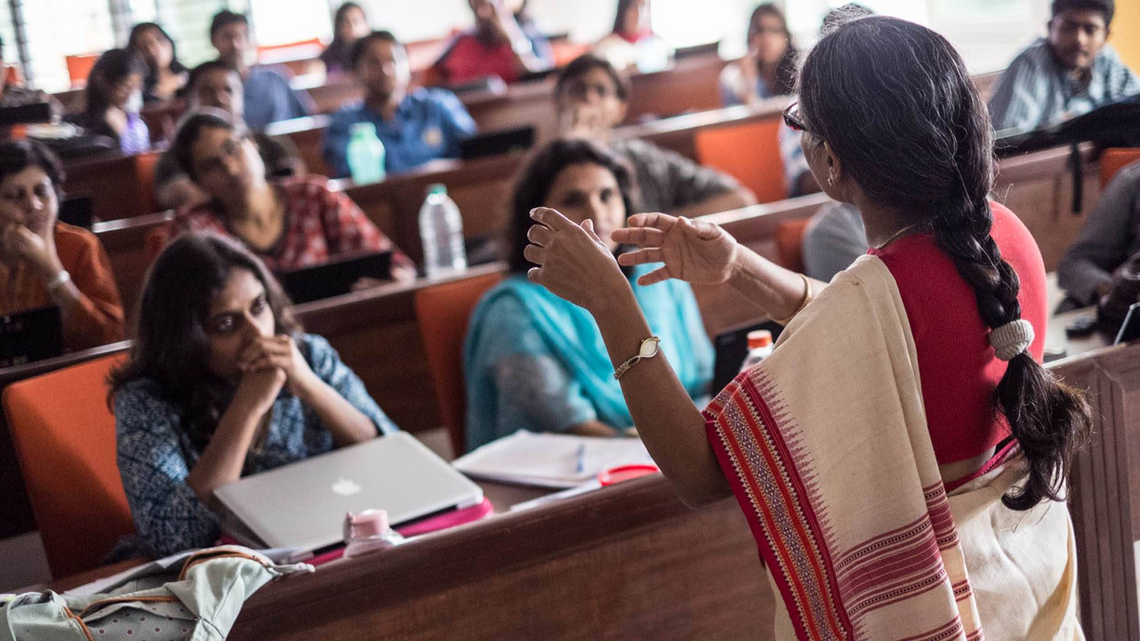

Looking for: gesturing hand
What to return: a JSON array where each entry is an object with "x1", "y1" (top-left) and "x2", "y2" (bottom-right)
[
  {"x1": 613, "y1": 213, "x2": 738, "y2": 286},
  {"x1": 525, "y1": 207, "x2": 630, "y2": 313}
]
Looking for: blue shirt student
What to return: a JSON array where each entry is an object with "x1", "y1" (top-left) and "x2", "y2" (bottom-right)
[
  {"x1": 243, "y1": 66, "x2": 313, "y2": 131},
  {"x1": 988, "y1": 37, "x2": 1140, "y2": 134},
  {"x1": 323, "y1": 87, "x2": 477, "y2": 179}
]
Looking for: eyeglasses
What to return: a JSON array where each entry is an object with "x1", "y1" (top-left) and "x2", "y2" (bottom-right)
[{"x1": 783, "y1": 102, "x2": 809, "y2": 134}]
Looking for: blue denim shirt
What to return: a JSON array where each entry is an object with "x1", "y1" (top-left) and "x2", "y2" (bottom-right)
[
  {"x1": 243, "y1": 66, "x2": 313, "y2": 131},
  {"x1": 323, "y1": 88, "x2": 477, "y2": 179}
]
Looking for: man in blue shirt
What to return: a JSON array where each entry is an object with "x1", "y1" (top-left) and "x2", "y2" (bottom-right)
[
  {"x1": 210, "y1": 10, "x2": 313, "y2": 131},
  {"x1": 989, "y1": 0, "x2": 1139, "y2": 134},
  {"x1": 323, "y1": 31, "x2": 477, "y2": 180}
]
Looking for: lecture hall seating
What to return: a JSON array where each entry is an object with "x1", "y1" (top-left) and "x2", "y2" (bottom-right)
[
  {"x1": 414, "y1": 271, "x2": 505, "y2": 457},
  {"x1": 2, "y1": 354, "x2": 135, "y2": 579}
]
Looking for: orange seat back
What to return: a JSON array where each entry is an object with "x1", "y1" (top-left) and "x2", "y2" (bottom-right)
[
  {"x1": 413, "y1": 272, "x2": 504, "y2": 457},
  {"x1": 775, "y1": 219, "x2": 811, "y2": 272},
  {"x1": 694, "y1": 117, "x2": 786, "y2": 204},
  {"x1": 65, "y1": 54, "x2": 99, "y2": 88},
  {"x1": 2, "y1": 353, "x2": 134, "y2": 578},
  {"x1": 1100, "y1": 148, "x2": 1140, "y2": 188}
]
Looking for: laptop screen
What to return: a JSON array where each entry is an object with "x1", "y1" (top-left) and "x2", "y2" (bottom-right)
[
  {"x1": 276, "y1": 251, "x2": 393, "y2": 305},
  {"x1": 0, "y1": 305, "x2": 63, "y2": 368}
]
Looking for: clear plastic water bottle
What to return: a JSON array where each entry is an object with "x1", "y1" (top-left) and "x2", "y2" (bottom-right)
[
  {"x1": 419, "y1": 183, "x2": 467, "y2": 277},
  {"x1": 343, "y1": 509, "x2": 404, "y2": 559},
  {"x1": 740, "y1": 330, "x2": 774, "y2": 373},
  {"x1": 346, "y1": 122, "x2": 386, "y2": 185}
]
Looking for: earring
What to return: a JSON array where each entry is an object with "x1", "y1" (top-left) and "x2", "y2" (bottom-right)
[{"x1": 827, "y1": 175, "x2": 835, "y2": 187}]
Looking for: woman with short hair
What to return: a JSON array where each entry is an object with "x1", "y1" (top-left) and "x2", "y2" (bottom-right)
[
  {"x1": 0, "y1": 139, "x2": 123, "y2": 350},
  {"x1": 528, "y1": 17, "x2": 1087, "y2": 638}
]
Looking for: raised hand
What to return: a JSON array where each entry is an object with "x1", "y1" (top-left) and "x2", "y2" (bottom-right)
[
  {"x1": 613, "y1": 213, "x2": 738, "y2": 286},
  {"x1": 524, "y1": 207, "x2": 630, "y2": 312}
]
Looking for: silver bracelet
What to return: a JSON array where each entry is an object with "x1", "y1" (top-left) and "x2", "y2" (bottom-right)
[{"x1": 45, "y1": 269, "x2": 71, "y2": 294}]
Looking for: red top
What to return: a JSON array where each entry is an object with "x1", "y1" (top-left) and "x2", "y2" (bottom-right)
[
  {"x1": 436, "y1": 33, "x2": 522, "y2": 85},
  {"x1": 173, "y1": 176, "x2": 412, "y2": 273},
  {"x1": 0, "y1": 223, "x2": 124, "y2": 350},
  {"x1": 869, "y1": 202, "x2": 1047, "y2": 464}
]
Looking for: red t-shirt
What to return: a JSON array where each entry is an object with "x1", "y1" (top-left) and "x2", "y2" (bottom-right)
[
  {"x1": 869, "y1": 202, "x2": 1047, "y2": 464},
  {"x1": 437, "y1": 33, "x2": 522, "y2": 85}
]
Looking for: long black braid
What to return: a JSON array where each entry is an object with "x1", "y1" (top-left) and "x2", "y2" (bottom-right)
[{"x1": 799, "y1": 17, "x2": 1090, "y2": 510}]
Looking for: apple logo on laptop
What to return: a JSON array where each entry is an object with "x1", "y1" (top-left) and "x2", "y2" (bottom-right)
[{"x1": 331, "y1": 477, "x2": 363, "y2": 497}]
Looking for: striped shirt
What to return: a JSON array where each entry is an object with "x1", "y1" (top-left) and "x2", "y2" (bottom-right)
[{"x1": 988, "y1": 38, "x2": 1140, "y2": 134}]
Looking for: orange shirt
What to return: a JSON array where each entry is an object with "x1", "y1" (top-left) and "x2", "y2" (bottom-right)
[{"x1": 0, "y1": 222, "x2": 125, "y2": 350}]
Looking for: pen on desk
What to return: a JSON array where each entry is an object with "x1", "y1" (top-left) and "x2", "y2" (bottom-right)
[{"x1": 575, "y1": 443, "x2": 586, "y2": 474}]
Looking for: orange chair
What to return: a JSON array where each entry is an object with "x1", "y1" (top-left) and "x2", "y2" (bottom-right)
[
  {"x1": 694, "y1": 117, "x2": 787, "y2": 205},
  {"x1": 775, "y1": 219, "x2": 811, "y2": 273},
  {"x1": 65, "y1": 54, "x2": 99, "y2": 88},
  {"x1": 414, "y1": 271, "x2": 504, "y2": 457},
  {"x1": 1100, "y1": 148, "x2": 1140, "y2": 188},
  {"x1": 2, "y1": 353, "x2": 135, "y2": 578}
]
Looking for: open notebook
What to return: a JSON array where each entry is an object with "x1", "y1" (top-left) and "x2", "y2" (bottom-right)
[{"x1": 453, "y1": 430, "x2": 655, "y2": 489}]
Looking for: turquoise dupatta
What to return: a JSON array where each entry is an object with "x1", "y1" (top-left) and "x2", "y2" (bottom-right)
[{"x1": 464, "y1": 264, "x2": 713, "y2": 449}]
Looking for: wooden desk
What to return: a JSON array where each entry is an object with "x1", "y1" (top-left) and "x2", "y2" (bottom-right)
[
  {"x1": 265, "y1": 114, "x2": 334, "y2": 177},
  {"x1": 91, "y1": 211, "x2": 173, "y2": 319},
  {"x1": 1049, "y1": 342, "x2": 1140, "y2": 640},
  {"x1": 996, "y1": 144, "x2": 1101, "y2": 270},
  {"x1": 228, "y1": 475, "x2": 772, "y2": 640},
  {"x1": 61, "y1": 152, "x2": 148, "y2": 222}
]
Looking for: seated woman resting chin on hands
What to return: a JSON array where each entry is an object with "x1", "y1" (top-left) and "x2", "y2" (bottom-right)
[
  {"x1": 110, "y1": 233, "x2": 398, "y2": 559},
  {"x1": 463, "y1": 139, "x2": 712, "y2": 451},
  {"x1": 0, "y1": 140, "x2": 124, "y2": 351},
  {"x1": 525, "y1": 17, "x2": 1089, "y2": 640}
]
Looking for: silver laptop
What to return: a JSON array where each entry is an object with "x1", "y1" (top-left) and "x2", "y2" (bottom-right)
[{"x1": 214, "y1": 432, "x2": 484, "y2": 551}]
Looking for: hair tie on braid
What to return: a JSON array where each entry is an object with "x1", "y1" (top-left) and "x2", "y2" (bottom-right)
[{"x1": 989, "y1": 319, "x2": 1034, "y2": 361}]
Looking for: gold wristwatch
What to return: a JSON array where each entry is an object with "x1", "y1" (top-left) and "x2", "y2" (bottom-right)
[{"x1": 613, "y1": 336, "x2": 661, "y2": 380}]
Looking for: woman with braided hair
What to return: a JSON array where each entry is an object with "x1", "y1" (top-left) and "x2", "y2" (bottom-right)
[{"x1": 524, "y1": 15, "x2": 1088, "y2": 640}]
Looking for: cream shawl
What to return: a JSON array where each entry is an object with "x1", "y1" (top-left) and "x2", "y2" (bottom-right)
[{"x1": 702, "y1": 255, "x2": 1081, "y2": 640}]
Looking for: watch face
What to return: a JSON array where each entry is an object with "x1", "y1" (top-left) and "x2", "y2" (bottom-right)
[{"x1": 639, "y1": 337, "x2": 660, "y2": 358}]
